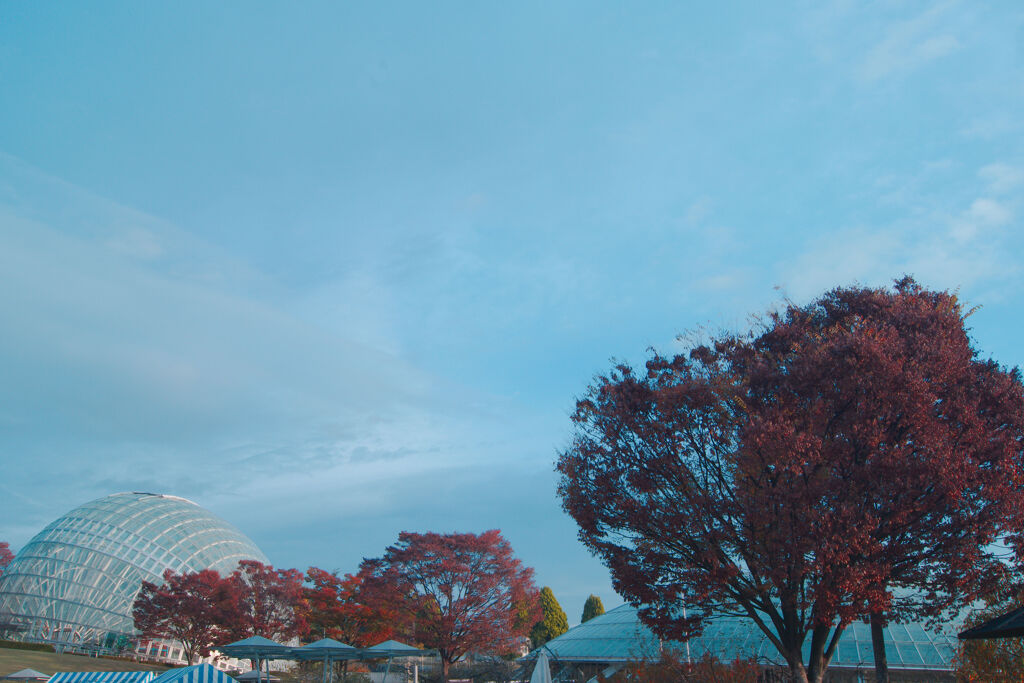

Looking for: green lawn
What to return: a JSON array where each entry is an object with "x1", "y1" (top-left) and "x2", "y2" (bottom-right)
[{"x1": 0, "y1": 647, "x2": 172, "y2": 677}]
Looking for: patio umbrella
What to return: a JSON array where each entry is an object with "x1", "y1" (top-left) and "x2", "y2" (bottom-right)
[
  {"x1": 529, "y1": 650, "x2": 552, "y2": 683},
  {"x1": 361, "y1": 640, "x2": 432, "y2": 683},
  {"x1": 959, "y1": 605, "x2": 1024, "y2": 639},
  {"x1": 290, "y1": 638, "x2": 359, "y2": 683},
  {"x1": 219, "y1": 636, "x2": 293, "y2": 683},
  {"x1": 234, "y1": 673, "x2": 279, "y2": 683},
  {"x1": 3, "y1": 670, "x2": 49, "y2": 681}
]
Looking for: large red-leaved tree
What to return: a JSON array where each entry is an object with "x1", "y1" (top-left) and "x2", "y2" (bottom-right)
[
  {"x1": 359, "y1": 530, "x2": 540, "y2": 683},
  {"x1": 744, "y1": 278, "x2": 1024, "y2": 683},
  {"x1": 228, "y1": 561, "x2": 307, "y2": 642},
  {"x1": 302, "y1": 567, "x2": 395, "y2": 646},
  {"x1": 557, "y1": 279, "x2": 1024, "y2": 683},
  {"x1": 133, "y1": 568, "x2": 238, "y2": 664}
]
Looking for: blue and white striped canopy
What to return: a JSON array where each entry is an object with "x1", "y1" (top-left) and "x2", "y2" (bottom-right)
[
  {"x1": 151, "y1": 664, "x2": 237, "y2": 683},
  {"x1": 49, "y1": 673, "x2": 155, "y2": 683}
]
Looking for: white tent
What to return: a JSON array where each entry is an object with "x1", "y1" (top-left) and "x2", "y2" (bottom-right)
[
  {"x1": 3, "y1": 670, "x2": 49, "y2": 681},
  {"x1": 529, "y1": 650, "x2": 551, "y2": 683}
]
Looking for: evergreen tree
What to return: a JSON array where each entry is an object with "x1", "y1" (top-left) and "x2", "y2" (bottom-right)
[
  {"x1": 530, "y1": 586, "x2": 568, "y2": 647},
  {"x1": 581, "y1": 594, "x2": 604, "y2": 623}
]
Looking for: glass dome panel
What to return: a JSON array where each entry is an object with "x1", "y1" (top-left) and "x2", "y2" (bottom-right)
[
  {"x1": 536, "y1": 604, "x2": 962, "y2": 673},
  {"x1": 0, "y1": 492, "x2": 268, "y2": 646}
]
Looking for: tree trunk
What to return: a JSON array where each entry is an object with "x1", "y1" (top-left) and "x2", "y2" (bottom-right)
[
  {"x1": 801, "y1": 660, "x2": 829, "y2": 683},
  {"x1": 870, "y1": 611, "x2": 889, "y2": 683},
  {"x1": 787, "y1": 660, "x2": 810, "y2": 683},
  {"x1": 441, "y1": 658, "x2": 450, "y2": 683},
  {"x1": 805, "y1": 623, "x2": 833, "y2": 683},
  {"x1": 784, "y1": 651, "x2": 830, "y2": 683}
]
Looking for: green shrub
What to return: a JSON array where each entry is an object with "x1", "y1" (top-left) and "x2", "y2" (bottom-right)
[{"x1": 0, "y1": 639, "x2": 56, "y2": 652}]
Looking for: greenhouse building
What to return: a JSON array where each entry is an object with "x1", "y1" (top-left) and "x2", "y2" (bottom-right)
[
  {"x1": 530, "y1": 604, "x2": 961, "y2": 682},
  {"x1": 0, "y1": 492, "x2": 268, "y2": 654}
]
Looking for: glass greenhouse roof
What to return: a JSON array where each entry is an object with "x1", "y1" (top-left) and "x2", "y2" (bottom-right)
[
  {"x1": 536, "y1": 604, "x2": 961, "y2": 671},
  {"x1": 0, "y1": 492, "x2": 268, "y2": 646}
]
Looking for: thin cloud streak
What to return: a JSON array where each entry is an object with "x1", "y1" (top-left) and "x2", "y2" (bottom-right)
[
  {"x1": 777, "y1": 161, "x2": 1023, "y2": 304},
  {"x1": 0, "y1": 155, "x2": 550, "y2": 560}
]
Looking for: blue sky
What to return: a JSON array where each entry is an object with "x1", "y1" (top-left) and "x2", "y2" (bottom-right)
[{"x1": 2, "y1": 1, "x2": 1023, "y2": 623}]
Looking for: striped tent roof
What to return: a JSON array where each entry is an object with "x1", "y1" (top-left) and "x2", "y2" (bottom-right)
[
  {"x1": 151, "y1": 664, "x2": 237, "y2": 683},
  {"x1": 49, "y1": 673, "x2": 155, "y2": 683}
]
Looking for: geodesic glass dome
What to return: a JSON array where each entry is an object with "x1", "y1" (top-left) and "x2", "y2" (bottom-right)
[
  {"x1": 536, "y1": 604, "x2": 961, "y2": 674},
  {"x1": 0, "y1": 492, "x2": 268, "y2": 646}
]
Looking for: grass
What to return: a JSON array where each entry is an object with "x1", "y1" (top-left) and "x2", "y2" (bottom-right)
[{"x1": 0, "y1": 647, "x2": 172, "y2": 677}]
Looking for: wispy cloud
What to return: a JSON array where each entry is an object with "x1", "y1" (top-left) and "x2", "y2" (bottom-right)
[
  {"x1": 961, "y1": 113, "x2": 1023, "y2": 141},
  {"x1": 855, "y1": 2, "x2": 962, "y2": 83},
  {"x1": 979, "y1": 163, "x2": 1024, "y2": 195},
  {"x1": 778, "y1": 160, "x2": 1022, "y2": 302},
  {"x1": 0, "y1": 155, "x2": 546, "y2": 554}
]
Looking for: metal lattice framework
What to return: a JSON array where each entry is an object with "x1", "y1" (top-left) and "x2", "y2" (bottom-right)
[
  {"x1": 531, "y1": 604, "x2": 962, "y2": 673},
  {"x1": 0, "y1": 492, "x2": 268, "y2": 646}
]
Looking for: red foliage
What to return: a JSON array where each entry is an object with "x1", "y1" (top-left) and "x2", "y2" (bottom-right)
[
  {"x1": 301, "y1": 567, "x2": 394, "y2": 646},
  {"x1": 557, "y1": 279, "x2": 1024, "y2": 683},
  {"x1": 619, "y1": 650, "x2": 762, "y2": 683},
  {"x1": 359, "y1": 530, "x2": 540, "y2": 682},
  {"x1": 227, "y1": 561, "x2": 307, "y2": 642},
  {"x1": 0, "y1": 542, "x2": 13, "y2": 578},
  {"x1": 132, "y1": 568, "x2": 237, "y2": 664},
  {"x1": 954, "y1": 600, "x2": 1024, "y2": 682}
]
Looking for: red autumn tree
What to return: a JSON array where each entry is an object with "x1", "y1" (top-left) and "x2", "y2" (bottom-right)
[
  {"x1": 302, "y1": 567, "x2": 394, "y2": 646},
  {"x1": 0, "y1": 542, "x2": 13, "y2": 578},
  {"x1": 557, "y1": 279, "x2": 1024, "y2": 683},
  {"x1": 228, "y1": 561, "x2": 307, "y2": 642},
  {"x1": 744, "y1": 278, "x2": 1024, "y2": 683},
  {"x1": 359, "y1": 530, "x2": 540, "y2": 683},
  {"x1": 0, "y1": 543, "x2": 20, "y2": 637},
  {"x1": 133, "y1": 568, "x2": 238, "y2": 664}
]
